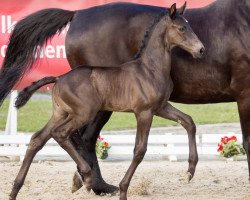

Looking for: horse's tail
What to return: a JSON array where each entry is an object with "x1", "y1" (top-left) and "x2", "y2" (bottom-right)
[
  {"x1": 15, "y1": 76, "x2": 57, "y2": 109},
  {"x1": 0, "y1": 8, "x2": 75, "y2": 106}
]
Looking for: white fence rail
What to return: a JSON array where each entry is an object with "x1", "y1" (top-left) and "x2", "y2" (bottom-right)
[
  {"x1": 1, "y1": 91, "x2": 245, "y2": 161},
  {"x1": 0, "y1": 133, "x2": 244, "y2": 161}
]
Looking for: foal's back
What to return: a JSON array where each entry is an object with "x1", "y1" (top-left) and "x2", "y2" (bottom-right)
[{"x1": 54, "y1": 60, "x2": 168, "y2": 114}]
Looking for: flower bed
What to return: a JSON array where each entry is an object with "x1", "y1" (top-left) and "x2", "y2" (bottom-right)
[
  {"x1": 96, "y1": 135, "x2": 111, "y2": 159},
  {"x1": 217, "y1": 136, "x2": 245, "y2": 159}
]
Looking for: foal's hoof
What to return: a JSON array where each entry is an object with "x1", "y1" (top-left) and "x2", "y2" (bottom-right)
[
  {"x1": 179, "y1": 172, "x2": 193, "y2": 183},
  {"x1": 186, "y1": 172, "x2": 193, "y2": 183},
  {"x1": 71, "y1": 171, "x2": 83, "y2": 193},
  {"x1": 9, "y1": 195, "x2": 16, "y2": 200},
  {"x1": 119, "y1": 192, "x2": 128, "y2": 200}
]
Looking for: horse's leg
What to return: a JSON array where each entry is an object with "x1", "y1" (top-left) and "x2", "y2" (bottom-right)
[
  {"x1": 156, "y1": 102, "x2": 198, "y2": 181},
  {"x1": 52, "y1": 116, "x2": 93, "y2": 191},
  {"x1": 237, "y1": 96, "x2": 250, "y2": 180},
  {"x1": 231, "y1": 56, "x2": 250, "y2": 179},
  {"x1": 71, "y1": 111, "x2": 118, "y2": 194},
  {"x1": 119, "y1": 110, "x2": 153, "y2": 200},
  {"x1": 9, "y1": 124, "x2": 52, "y2": 200}
]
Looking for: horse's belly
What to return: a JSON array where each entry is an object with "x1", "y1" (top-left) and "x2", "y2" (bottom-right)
[
  {"x1": 170, "y1": 63, "x2": 235, "y2": 104},
  {"x1": 170, "y1": 83, "x2": 234, "y2": 104}
]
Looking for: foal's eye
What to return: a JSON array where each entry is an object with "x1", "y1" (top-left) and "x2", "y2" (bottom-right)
[{"x1": 179, "y1": 26, "x2": 186, "y2": 32}]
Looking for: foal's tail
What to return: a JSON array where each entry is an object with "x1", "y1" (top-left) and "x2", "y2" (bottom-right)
[
  {"x1": 0, "y1": 8, "x2": 75, "y2": 106},
  {"x1": 15, "y1": 76, "x2": 57, "y2": 109}
]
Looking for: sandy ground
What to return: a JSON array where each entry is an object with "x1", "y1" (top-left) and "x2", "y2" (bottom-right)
[{"x1": 1, "y1": 160, "x2": 250, "y2": 200}]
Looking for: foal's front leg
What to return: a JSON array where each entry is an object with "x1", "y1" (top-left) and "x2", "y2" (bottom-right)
[
  {"x1": 119, "y1": 110, "x2": 153, "y2": 200},
  {"x1": 156, "y1": 102, "x2": 198, "y2": 181}
]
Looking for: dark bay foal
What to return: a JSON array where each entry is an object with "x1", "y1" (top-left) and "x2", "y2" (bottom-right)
[{"x1": 11, "y1": 4, "x2": 204, "y2": 200}]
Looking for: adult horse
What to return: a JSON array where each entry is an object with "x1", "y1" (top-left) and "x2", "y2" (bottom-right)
[{"x1": 0, "y1": 0, "x2": 249, "y2": 195}]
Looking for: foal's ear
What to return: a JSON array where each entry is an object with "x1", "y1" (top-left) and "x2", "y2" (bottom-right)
[
  {"x1": 179, "y1": 2, "x2": 187, "y2": 15},
  {"x1": 168, "y1": 3, "x2": 177, "y2": 19}
]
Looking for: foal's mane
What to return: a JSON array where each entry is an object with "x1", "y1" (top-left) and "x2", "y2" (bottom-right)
[{"x1": 134, "y1": 10, "x2": 168, "y2": 59}]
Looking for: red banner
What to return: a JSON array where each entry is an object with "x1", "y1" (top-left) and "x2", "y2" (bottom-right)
[{"x1": 0, "y1": 0, "x2": 215, "y2": 89}]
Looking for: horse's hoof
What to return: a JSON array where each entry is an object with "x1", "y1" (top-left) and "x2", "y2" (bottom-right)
[
  {"x1": 109, "y1": 185, "x2": 119, "y2": 195},
  {"x1": 92, "y1": 183, "x2": 119, "y2": 196},
  {"x1": 84, "y1": 173, "x2": 92, "y2": 193}
]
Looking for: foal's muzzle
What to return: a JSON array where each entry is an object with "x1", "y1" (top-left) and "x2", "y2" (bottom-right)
[
  {"x1": 193, "y1": 46, "x2": 205, "y2": 59},
  {"x1": 199, "y1": 47, "x2": 205, "y2": 56}
]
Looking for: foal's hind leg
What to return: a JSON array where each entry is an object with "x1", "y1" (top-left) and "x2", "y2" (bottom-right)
[
  {"x1": 9, "y1": 124, "x2": 52, "y2": 200},
  {"x1": 156, "y1": 102, "x2": 198, "y2": 182},
  {"x1": 52, "y1": 116, "x2": 92, "y2": 191},
  {"x1": 119, "y1": 110, "x2": 153, "y2": 200}
]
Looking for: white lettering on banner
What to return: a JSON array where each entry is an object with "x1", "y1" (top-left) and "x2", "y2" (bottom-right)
[
  {"x1": 0, "y1": 15, "x2": 68, "y2": 59},
  {"x1": 35, "y1": 45, "x2": 66, "y2": 59},
  {"x1": 1, "y1": 44, "x2": 66, "y2": 59},
  {"x1": 1, "y1": 15, "x2": 17, "y2": 34},
  {"x1": 7, "y1": 15, "x2": 17, "y2": 33},
  {"x1": 56, "y1": 45, "x2": 66, "y2": 58},
  {"x1": 1, "y1": 45, "x2": 7, "y2": 57},
  {"x1": 45, "y1": 45, "x2": 55, "y2": 58},
  {"x1": 1, "y1": 16, "x2": 5, "y2": 34}
]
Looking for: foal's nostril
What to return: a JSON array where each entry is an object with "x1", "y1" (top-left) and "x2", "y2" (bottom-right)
[{"x1": 200, "y1": 47, "x2": 205, "y2": 55}]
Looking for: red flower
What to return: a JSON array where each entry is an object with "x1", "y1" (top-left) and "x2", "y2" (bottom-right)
[
  {"x1": 229, "y1": 136, "x2": 237, "y2": 141},
  {"x1": 104, "y1": 142, "x2": 109, "y2": 147},
  {"x1": 221, "y1": 136, "x2": 229, "y2": 144},
  {"x1": 217, "y1": 144, "x2": 223, "y2": 152},
  {"x1": 98, "y1": 135, "x2": 104, "y2": 140}
]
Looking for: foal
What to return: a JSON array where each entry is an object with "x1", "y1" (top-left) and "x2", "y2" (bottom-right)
[{"x1": 11, "y1": 3, "x2": 204, "y2": 200}]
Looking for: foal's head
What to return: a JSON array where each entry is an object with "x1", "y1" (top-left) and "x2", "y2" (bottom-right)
[{"x1": 164, "y1": 3, "x2": 205, "y2": 58}]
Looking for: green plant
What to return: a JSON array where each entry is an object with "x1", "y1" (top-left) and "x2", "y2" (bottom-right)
[
  {"x1": 96, "y1": 135, "x2": 111, "y2": 159},
  {"x1": 217, "y1": 136, "x2": 245, "y2": 158}
]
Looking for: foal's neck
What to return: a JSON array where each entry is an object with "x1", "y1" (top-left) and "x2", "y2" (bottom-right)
[{"x1": 140, "y1": 17, "x2": 171, "y2": 75}]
